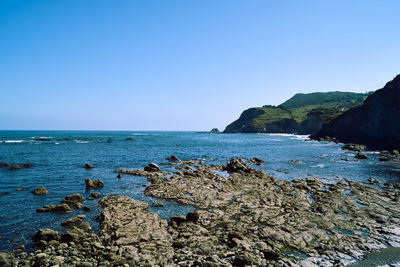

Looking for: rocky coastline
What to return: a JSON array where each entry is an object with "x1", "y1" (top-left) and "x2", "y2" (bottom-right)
[{"x1": 2, "y1": 158, "x2": 400, "y2": 266}]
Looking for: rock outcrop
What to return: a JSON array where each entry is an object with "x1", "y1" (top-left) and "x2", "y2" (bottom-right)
[
  {"x1": 32, "y1": 186, "x2": 48, "y2": 196},
  {"x1": 85, "y1": 178, "x2": 104, "y2": 190},
  {"x1": 311, "y1": 75, "x2": 400, "y2": 150}
]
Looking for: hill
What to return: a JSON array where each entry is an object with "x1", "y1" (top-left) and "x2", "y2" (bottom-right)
[
  {"x1": 224, "y1": 91, "x2": 371, "y2": 134},
  {"x1": 311, "y1": 75, "x2": 400, "y2": 150}
]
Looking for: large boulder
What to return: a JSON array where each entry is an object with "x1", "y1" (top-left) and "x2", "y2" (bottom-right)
[
  {"x1": 85, "y1": 178, "x2": 104, "y2": 190},
  {"x1": 32, "y1": 186, "x2": 48, "y2": 196}
]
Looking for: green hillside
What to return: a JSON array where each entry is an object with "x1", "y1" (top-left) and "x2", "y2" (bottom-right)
[{"x1": 224, "y1": 91, "x2": 372, "y2": 134}]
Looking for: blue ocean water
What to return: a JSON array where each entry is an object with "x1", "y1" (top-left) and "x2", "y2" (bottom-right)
[{"x1": 0, "y1": 131, "x2": 399, "y2": 252}]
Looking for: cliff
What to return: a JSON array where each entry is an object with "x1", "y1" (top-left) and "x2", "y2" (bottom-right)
[
  {"x1": 311, "y1": 75, "x2": 400, "y2": 149},
  {"x1": 224, "y1": 92, "x2": 370, "y2": 134}
]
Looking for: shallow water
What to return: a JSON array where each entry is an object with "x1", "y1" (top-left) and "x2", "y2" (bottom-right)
[{"x1": 0, "y1": 130, "x2": 399, "y2": 253}]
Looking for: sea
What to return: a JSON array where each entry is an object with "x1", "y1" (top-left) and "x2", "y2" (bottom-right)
[{"x1": 1, "y1": 131, "x2": 400, "y2": 265}]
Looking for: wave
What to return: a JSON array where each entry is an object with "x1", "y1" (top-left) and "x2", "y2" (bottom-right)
[
  {"x1": 3, "y1": 140, "x2": 24, "y2": 143},
  {"x1": 310, "y1": 163, "x2": 326, "y2": 168}
]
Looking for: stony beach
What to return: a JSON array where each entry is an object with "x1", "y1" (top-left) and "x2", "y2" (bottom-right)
[{"x1": 2, "y1": 154, "x2": 400, "y2": 266}]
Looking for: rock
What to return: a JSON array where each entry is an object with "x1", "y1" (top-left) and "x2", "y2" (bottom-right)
[
  {"x1": 61, "y1": 215, "x2": 86, "y2": 228},
  {"x1": 117, "y1": 173, "x2": 122, "y2": 179},
  {"x1": 367, "y1": 177, "x2": 380, "y2": 184},
  {"x1": 32, "y1": 186, "x2": 48, "y2": 196},
  {"x1": 9, "y1": 163, "x2": 32, "y2": 170},
  {"x1": 61, "y1": 194, "x2": 85, "y2": 208},
  {"x1": 248, "y1": 157, "x2": 264, "y2": 165},
  {"x1": 36, "y1": 203, "x2": 72, "y2": 214},
  {"x1": 144, "y1": 163, "x2": 161, "y2": 172},
  {"x1": 166, "y1": 155, "x2": 179, "y2": 161},
  {"x1": 342, "y1": 143, "x2": 367, "y2": 152},
  {"x1": 15, "y1": 188, "x2": 28, "y2": 191},
  {"x1": 170, "y1": 215, "x2": 186, "y2": 225},
  {"x1": 82, "y1": 206, "x2": 91, "y2": 212},
  {"x1": 89, "y1": 192, "x2": 100, "y2": 200},
  {"x1": 379, "y1": 157, "x2": 390, "y2": 161},
  {"x1": 0, "y1": 252, "x2": 16, "y2": 267},
  {"x1": 186, "y1": 211, "x2": 200, "y2": 223},
  {"x1": 392, "y1": 149, "x2": 400, "y2": 155},
  {"x1": 85, "y1": 178, "x2": 104, "y2": 190},
  {"x1": 152, "y1": 202, "x2": 164, "y2": 207},
  {"x1": 34, "y1": 229, "x2": 61, "y2": 242},
  {"x1": 0, "y1": 162, "x2": 9, "y2": 167},
  {"x1": 225, "y1": 158, "x2": 251, "y2": 173},
  {"x1": 83, "y1": 163, "x2": 95, "y2": 169},
  {"x1": 355, "y1": 152, "x2": 368, "y2": 159},
  {"x1": 0, "y1": 192, "x2": 10, "y2": 197},
  {"x1": 61, "y1": 228, "x2": 86, "y2": 243},
  {"x1": 126, "y1": 137, "x2": 133, "y2": 141}
]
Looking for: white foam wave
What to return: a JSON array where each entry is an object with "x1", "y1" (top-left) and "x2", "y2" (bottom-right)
[
  {"x1": 74, "y1": 140, "x2": 89, "y2": 143},
  {"x1": 310, "y1": 163, "x2": 326, "y2": 168},
  {"x1": 4, "y1": 140, "x2": 24, "y2": 143}
]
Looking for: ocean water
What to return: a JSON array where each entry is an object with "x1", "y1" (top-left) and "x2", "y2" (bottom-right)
[{"x1": 0, "y1": 130, "x2": 399, "y2": 253}]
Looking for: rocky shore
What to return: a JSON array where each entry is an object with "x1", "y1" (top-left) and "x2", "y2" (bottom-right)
[{"x1": 2, "y1": 158, "x2": 400, "y2": 266}]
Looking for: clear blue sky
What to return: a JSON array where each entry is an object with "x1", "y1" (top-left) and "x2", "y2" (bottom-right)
[{"x1": 1, "y1": 0, "x2": 399, "y2": 131}]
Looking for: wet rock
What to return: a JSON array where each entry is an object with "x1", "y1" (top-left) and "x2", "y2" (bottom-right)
[
  {"x1": 0, "y1": 192, "x2": 10, "y2": 197},
  {"x1": 355, "y1": 152, "x2": 368, "y2": 159},
  {"x1": 9, "y1": 163, "x2": 32, "y2": 170},
  {"x1": 0, "y1": 162, "x2": 9, "y2": 167},
  {"x1": 152, "y1": 202, "x2": 164, "y2": 207},
  {"x1": 82, "y1": 206, "x2": 91, "y2": 212},
  {"x1": 225, "y1": 158, "x2": 251, "y2": 173},
  {"x1": 36, "y1": 203, "x2": 72, "y2": 214},
  {"x1": 117, "y1": 173, "x2": 122, "y2": 179},
  {"x1": 126, "y1": 137, "x2": 133, "y2": 141},
  {"x1": 61, "y1": 215, "x2": 86, "y2": 228},
  {"x1": 89, "y1": 192, "x2": 100, "y2": 200},
  {"x1": 166, "y1": 155, "x2": 180, "y2": 161},
  {"x1": 367, "y1": 177, "x2": 380, "y2": 185},
  {"x1": 248, "y1": 157, "x2": 264, "y2": 165},
  {"x1": 117, "y1": 168, "x2": 167, "y2": 177},
  {"x1": 15, "y1": 188, "x2": 28, "y2": 191},
  {"x1": 85, "y1": 178, "x2": 104, "y2": 190},
  {"x1": 379, "y1": 157, "x2": 390, "y2": 161},
  {"x1": 144, "y1": 163, "x2": 161, "y2": 172},
  {"x1": 342, "y1": 143, "x2": 367, "y2": 152},
  {"x1": 289, "y1": 160, "x2": 303, "y2": 164},
  {"x1": 32, "y1": 186, "x2": 48, "y2": 196},
  {"x1": 61, "y1": 193, "x2": 85, "y2": 208},
  {"x1": 391, "y1": 149, "x2": 400, "y2": 155},
  {"x1": 83, "y1": 163, "x2": 95, "y2": 169}
]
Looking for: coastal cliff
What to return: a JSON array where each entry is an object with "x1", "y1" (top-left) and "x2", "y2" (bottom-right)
[
  {"x1": 224, "y1": 92, "x2": 370, "y2": 134},
  {"x1": 311, "y1": 75, "x2": 400, "y2": 150}
]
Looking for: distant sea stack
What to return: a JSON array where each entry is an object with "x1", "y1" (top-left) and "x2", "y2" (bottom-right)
[
  {"x1": 311, "y1": 75, "x2": 400, "y2": 150},
  {"x1": 224, "y1": 91, "x2": 370, "y2": 134}
]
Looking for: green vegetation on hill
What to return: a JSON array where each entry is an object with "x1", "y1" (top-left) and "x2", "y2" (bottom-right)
[{"x1": 224, "y1": 91, "x2": 372, "y2": 134}]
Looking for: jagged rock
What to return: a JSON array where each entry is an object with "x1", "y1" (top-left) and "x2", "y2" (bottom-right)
[
  {"x1": 36, "y1": 203, "x2": 72, "y2": 214},
  {"x1": 166, "y1": 155, "x2": 179, "y2": 161},
  {"x1": 170, "y1": 215, "x2": 186, "y2": 225},
  {"x1": 0, "y1": 162, "x2": 9, "y2": 167},
  {"x1": 355, "y1": 152, "x2": 368, "y2": 159},
  {"x1": 117, "y1": 173, "x2": 122, "y2": 179},
  {"x1": 82, "y1": 206, "x2": 91, "y2": 212},
  {"x1": 32, "y1": 186, "x2": 48, "y2": 196},
  {"x1": 83, "y1": 163, "x2": 95, "y2": 169},
  {"x1": 144, "y1": 163, "x2": 161, "y2": 172},
  {"x1": 117, "y1": 168, "x2": 167, "y2": 177},
  {"x1": 85, "y1": 178, "x2": 104, "y2": 190},
  {"x1": 61, "y1": 193, "x2": 85, "y2": 208},
  {"x1": 225, "y1": 158, "x2": 251, "y2": 172},
  {"x1": 61, "y1": 215, "x2": 86, "y2": 228},
  {"x1": 152, "y1": 202, "x2": 164, "y2": 207},
  {"x1": 61, "y1": 227, "x2": 86, "y2": 243}
]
